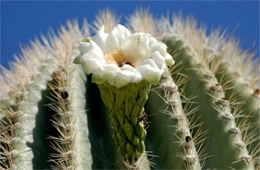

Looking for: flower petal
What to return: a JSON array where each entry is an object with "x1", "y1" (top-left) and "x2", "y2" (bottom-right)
[
  {"x1": 79, "y1": 40, "x2": 104, "y2": 57},
  {"x1": 151, "y1": 51, "x2": 168, "y2": 73},
  {"x1": 122, "y1": 33, "x2": 152, "y2": 60},
  {"x1": 164, "y1": 53, "x2": 175, "y2": 67},
  {"x1": 116, "y1": 24, "x2": 131, "y2": 40},
  {"x1": 140, "y1": 59, "x2": 159, "y2": 70},
  {"x1": 104, "y1": 63, "x2": 121, "y2": 72},
  {"x1": 120, "y1": 64, "x2": 135, "y2": 71},
  {"x1": 104, "y1": 24, "x2": 131, "y2": 53},
  {"x1": 79, "y1": 41, "x2": 90, "y2": 53},
  {"x1": 151, "y1": 41, "x2": 168, "y2": 56},
  {"x1": 82, "y1": 50, "x2": 106, "y2": 63},
  {"x1": 92, "y1": 26, "x2": 108, "y2": 52},
  {"x1": 151, "y1": 51, "x2": 164, "y2": 67},
  {"x1": 81, "y1": 58, "x2": 103, "y2": 74},
  {"x1": 148, "y1": 36, "x2": 158, "y2": 47},
  {"x1": 120, "y1": 65, "x2": 142, "y2": 82},
  {"x1": 110, "y1": 70, "x2": 136, "y2": 88},
  {"x1": 131, "y1": 71, "x2": 142, "y2": 83},
  {"x1": 101, "y1": 64, "x2": 121, "y2": 78},
  {"x1": 150, "y1": 42, "x2": 175, "y2": 67},
  {"x1": 92, "y1": 63, "x2": 120, "y2": 84},
  {"x1": 137, "y1": 64, "x2": 161, "y2": 85}
]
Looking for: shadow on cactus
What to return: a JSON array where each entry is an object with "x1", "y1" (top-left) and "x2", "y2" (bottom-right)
[{"x1": 0, "y1": 9, "x2": 259, "y2": 170}]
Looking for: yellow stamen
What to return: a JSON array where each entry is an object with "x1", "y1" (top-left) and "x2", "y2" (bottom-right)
[{"x1": 105, "y1": 49, "x2": 135, "y2": 67}]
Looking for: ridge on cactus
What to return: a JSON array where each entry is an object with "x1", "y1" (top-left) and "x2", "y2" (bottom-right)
[{"x1": 0, "y1": 8, "x2": 259, "y2": 170}]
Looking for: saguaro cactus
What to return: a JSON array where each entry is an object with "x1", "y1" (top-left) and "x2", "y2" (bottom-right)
[{"x1": 0, "y1": 9, "x2": 259, "y2": 170}]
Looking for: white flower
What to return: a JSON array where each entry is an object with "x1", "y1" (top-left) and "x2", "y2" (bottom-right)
[{"x1": 74, "y1": 24, "x2": 174, "y2": 88}]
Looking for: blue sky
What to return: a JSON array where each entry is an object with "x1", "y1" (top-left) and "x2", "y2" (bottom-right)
[{"x1": 1, "y1": 1, "x2": 259, "y2": 70}]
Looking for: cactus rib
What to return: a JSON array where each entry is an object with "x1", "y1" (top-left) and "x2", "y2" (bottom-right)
[
  {"x1": 211, "y1": 58, "x2": 260, "y2": 168},
  {"x1": 145, "y1": 71, "x2": 201, "y2": 169},
  {"x1": 48, "y1": 65, "x2": 92, "y2": 169},
  {"x1": 14, "y1": 59, "x2": 57, "y2": 169},
  {"x1": 164, "y1": 37, "x2": 255, "y2": 169}
]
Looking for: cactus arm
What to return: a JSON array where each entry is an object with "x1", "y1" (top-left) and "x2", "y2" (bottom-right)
[
  {"x1": 71, "y1": 65, "x2": 93, "y2": 169},
  {"x1": 13, "y1": 59, "x2": 57, "y2": 169},
  {"x1": 47, "y1": 64, "x2": 93, "y2": 169},
  {"x1": 164, "y1": 37, "x2": 254, "y2": 169},
  {"x1": 145, "y1": 73, "x2": 201, "y2": 169},
  {"x1": 0, "y1": 62, "x2": 56, "y2": 169}
]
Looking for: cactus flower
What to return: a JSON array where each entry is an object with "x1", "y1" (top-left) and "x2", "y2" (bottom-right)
[
  {"x1": 74, "y1": 24, "x2": 174, "y2": 165},
  {"x1": 74, "y1": 24, "x2": 174, "y2": 88}
]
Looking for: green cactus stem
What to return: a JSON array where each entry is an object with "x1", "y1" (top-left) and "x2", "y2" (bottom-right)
[
  {"x1": 210, "y1": 56, "x2": 260, "y2": 127},
  {"x1": 12, "y1": 59, "x2": 57, "y2": 169},
  {"x1": 211, "y1": 58, "x2": 260, "y2": 156},
  {"x1": 70, "y1": 66, "x2": 93, "y2": 169},
  {"x1": 164, "y1": 36, "x2": 255, "y2": 169},
  {"x1": 86, "y1": 76, "x2": 150, "y2": 169},
  {"x1": 85, "y1": 75, "x2": 120, "y2": 169},
  {"x1": 48, "y1": 64, "x2": 93, "y2": 169},
  {"x1": 145, "y1": 72, "x2": 201, "y2": 169},
  {"x1": 97, "y1": 80, "x2": 151, "y2": 166}
]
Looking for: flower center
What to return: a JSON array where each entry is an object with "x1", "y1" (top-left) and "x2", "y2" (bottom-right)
[{"x1": 105, "y1": 49, "x2": 135, "y2": 67}]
